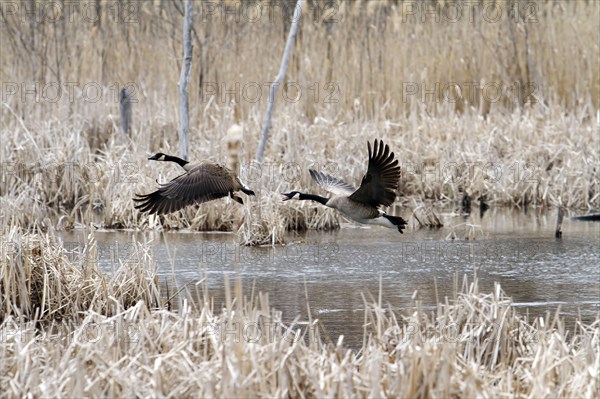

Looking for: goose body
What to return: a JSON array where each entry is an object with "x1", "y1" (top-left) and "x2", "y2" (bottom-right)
[
  {"x1": 134, "y1": 153, "x2": 255, "y2": 215},
  {"x1": 282, "y1": 139, "x2": 407, "y2": 233}
]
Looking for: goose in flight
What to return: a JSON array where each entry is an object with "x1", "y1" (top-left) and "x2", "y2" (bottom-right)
[
  {"x1": 134, "y1": 153, "x2": 255, "y2": 215},
  {"x1": 281, "y1": 139, "x2": 406, "y2": 233}
]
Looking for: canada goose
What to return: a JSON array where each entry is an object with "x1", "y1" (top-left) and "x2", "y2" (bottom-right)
[
  {"x1": 133, "y1": 153, "x2": 255, "y2": 215},
  {"x1": 281, "y1": 139, "x2": 407, "y2": 233},
  {"x1": 477, "y1": 195, "x2": 490, "y2": 218},
  {"x1": 461, "y1": 190, "x2": 472, "y2": 214}
]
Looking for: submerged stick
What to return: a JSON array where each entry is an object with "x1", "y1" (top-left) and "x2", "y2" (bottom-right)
[{"x1": 555, "y1": 207, "x2": 564, "y2": 238}]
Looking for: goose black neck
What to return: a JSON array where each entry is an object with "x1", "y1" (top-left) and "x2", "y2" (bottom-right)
[
  {"x1": 298, "y1": 193, "x2": 329, "y2": 205},
  {"x1": 165, "y1": 155, "x2": 189, "y2": 168}
]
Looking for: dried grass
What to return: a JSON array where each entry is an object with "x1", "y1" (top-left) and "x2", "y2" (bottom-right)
[
  {"x1": 1, "y1": 1, "x2": 598, "y2": 244},
  {"x1": 0, "y1": 231, "x2": 598, "y2": 397},
  {"x1": 1, "y1": 108, "x2": 597, "y2": 243},
  {"x1": 1, "y1": 5, "x2": 597, "y2": 394},
  {"x1": 0, "y1": 225, "x2": 160, "y2": 323}
]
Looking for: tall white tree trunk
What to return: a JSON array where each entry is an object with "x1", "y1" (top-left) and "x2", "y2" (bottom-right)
[
  {"x1": 179, "y1": 0, "x2": 193, "y2": 160},
  {"x1": 255, "y1": 0, "x2": 304, "y2": 164}
]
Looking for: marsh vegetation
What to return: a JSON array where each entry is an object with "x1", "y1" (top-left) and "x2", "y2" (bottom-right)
[
  {"x1": 1, "y1": 1, "x2": 597, "y2": 240},
  {"x1": 1, "y1": 229, "x2": 598, "y2": 397},
  {"x1": 1, "y1": 1, "x2": 598, "y2": 396}
]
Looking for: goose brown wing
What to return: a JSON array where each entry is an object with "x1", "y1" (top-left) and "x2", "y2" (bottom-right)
[
  {"x1": 309, "y1": 169, "x2": 356, "y2": 196},
  {"x1": 348, "y1": 139, "x2": 400, "y2": 207},
  {"x1": 133, "y1": 163, "x2": 234, "y2": 215}
]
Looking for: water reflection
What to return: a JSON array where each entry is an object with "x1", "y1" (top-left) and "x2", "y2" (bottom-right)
[{"x1": 59, "y1": 208, "x2": 600, "y2": 348}]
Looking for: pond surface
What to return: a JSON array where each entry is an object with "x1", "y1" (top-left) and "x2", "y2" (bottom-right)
[{"x1": 60, "y1": 208, "x2": 600, "y2": 348}]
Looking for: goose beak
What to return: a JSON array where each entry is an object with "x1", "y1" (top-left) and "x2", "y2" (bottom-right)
[{"x1": 281, "y1": 193, "x2": 291, "y2": 201}]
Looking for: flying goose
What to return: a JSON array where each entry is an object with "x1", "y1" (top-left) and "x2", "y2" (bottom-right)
[
  {"x1": 133, "y1": 152, "x2": 255, "y2": 215},
  {"x1": 281, "y1": 139, "x2": 407, "y2": 233}
]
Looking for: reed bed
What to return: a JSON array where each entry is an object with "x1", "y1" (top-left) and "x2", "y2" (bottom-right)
[
  {"x1": 0, "y1": 225, "x2": 161, "y2": 323},
  {"x1": 1, "y1": 4, "x2": 597, "y2": 395},
  {"x1": 1, "y1": 0, "x2": 598, "y2": 242},
  {"x1": 0, "y1": 230, "x2": 598, "y2": 397},
  {"x1": 1, "y1": 106, "x2": 597, "y2": 243},
  {"x1": 2, "y1": 1, "x2": 598, "y2": 115}
]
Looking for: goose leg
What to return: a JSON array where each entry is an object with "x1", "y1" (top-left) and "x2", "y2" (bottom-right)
[{"x1": 230, "y1": 192, "x2": 244, "y2": 204}]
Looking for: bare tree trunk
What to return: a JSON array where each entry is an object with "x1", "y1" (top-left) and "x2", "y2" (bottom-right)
[
  {"x1": 179, "y1": 0, "x2": 193, "y2": 160},
  {"x1": 255, "y1": 0, "x2": 304, "y2": 164}
]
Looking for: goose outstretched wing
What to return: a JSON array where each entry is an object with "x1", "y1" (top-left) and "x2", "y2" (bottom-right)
[
  {"x1": 309, "y1": 169, "x2": 356, "y2": 196},
  {"x1": 133, "y1": 163, "x2": 234, "y2": 215},
  {"x1": 347, "y1": 139, "x2": 400, "y2": 207}
]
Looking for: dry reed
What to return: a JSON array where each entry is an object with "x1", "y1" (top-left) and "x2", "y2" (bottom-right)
[
  {"x1": 0, "y1": 225, "x2": 161, "y2": 323},
  {"x1": 1, "y1": 4, "x2": 597, "y2": 395},
  {"x1": 1, "y1": 1, "x2": 598, "y2": 243},
  {"x1": 0, "y1": 231, "x2": 598, "y2": 397}
]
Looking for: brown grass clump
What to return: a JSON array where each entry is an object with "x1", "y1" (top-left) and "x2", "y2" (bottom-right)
[
  {"x1": 0, "y1": 226, "x2": 160, "y2": 323},
  {"x1": 0, "y1": 232, "x2": 598, "y2": 397}
]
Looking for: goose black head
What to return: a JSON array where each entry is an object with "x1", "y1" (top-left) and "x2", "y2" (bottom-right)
[
  {"x1": 148, "y1": 152, "x2": 167, "y2": 161},
  {"x1": 281, "y1": 191, "x2": 300, "y2": 201}
]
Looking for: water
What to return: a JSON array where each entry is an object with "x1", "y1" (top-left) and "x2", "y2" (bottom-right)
[{"x1": 59, "y1": 208, "x2": 600, "y2": 348}]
